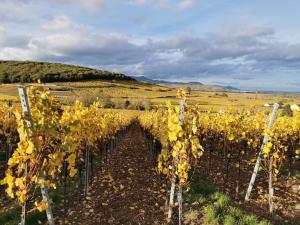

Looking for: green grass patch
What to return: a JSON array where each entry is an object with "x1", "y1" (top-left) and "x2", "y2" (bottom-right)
[
  {"x1": 184, "y1": 172, "x2": 271, "y2": 225},
  {"x1": 281, "y1": 167, "x2": 300, "y2": 179},
  {"x1": 0, "y1": 205, "x2": 46, "y2": 225},
  {"x1": 0, "y1": 183, "x2": 66, "y2": 225}
]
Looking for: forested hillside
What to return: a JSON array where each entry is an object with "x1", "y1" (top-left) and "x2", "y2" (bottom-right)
[{"x1": 0, "y1": 61, "x2": 135, "y2": 83}]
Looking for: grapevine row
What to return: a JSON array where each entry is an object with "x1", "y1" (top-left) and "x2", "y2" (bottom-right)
[
  {"x1": 138, "y1": 91, "x2": 300, "y2": 220},
  {"x1": 0, "y1": 86, "x2": 135, "y2": 214}
]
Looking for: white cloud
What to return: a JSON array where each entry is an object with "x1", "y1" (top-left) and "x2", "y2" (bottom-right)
[
  {"x1": 0, "y1": 0, "x2": 37, "y2": 23},
  {"x1": 76, "y1": 0, "x2": 105, "y2": 12},
  {"x1": 128, "y1": 0, "x2": 146, "y2": 5},
  {"x1": 51, "y1": 0, "x2": 105, "y2": 12},
  {"x1": 178, "y1": 0, "x2": 194, "y2": 9},
  {"x1": 42, "y1": 16, "x2": 73, "y2": 31},
  {"x1": 1, "y1": 16, "x2": 300, "y2": 91},
  {"x1": 41, "y1": 15, "x2": 89, "y2": 33},
  {"x1": 0, "y1": 27, "x2": 6, "y2": 47},
  {"x1": 128, "y1": 0, "x2": 176, "y2": 10},
  {"x1": 0, "y1": 47, "x2": 37, "y2": 60},
  {"x1": 0, "y1": 0, "x2": 106, "y2": 13},
  {"x1": 155, "y1": 50, "x2": 184, "y2": 63},
  {"x1": 2, "y1": 17, "x2": 150, "y2": 65}
]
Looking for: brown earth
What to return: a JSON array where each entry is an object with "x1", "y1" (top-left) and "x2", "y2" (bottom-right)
[{"x1": 58, "y1": 124, "x2": 170, "y2": 225}]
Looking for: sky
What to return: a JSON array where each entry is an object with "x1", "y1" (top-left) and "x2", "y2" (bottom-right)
[{"x1": 0, "y1": 0, "x2": 300, "y2": 91}]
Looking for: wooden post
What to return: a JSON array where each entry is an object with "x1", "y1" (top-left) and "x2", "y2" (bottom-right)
[
  {"x1": 63, "y1": 162, "x2": 67, "y2": 225},
  {"x1": 84, "y1": 148, "x2": 90, "y2": 196},
  {"x1": 177, "y1": 99, "x2": 185, "y2": 225},
  {"x1": 18, "y1": 87, "x2": 55, "y2": 225},
  {"x1": 18, "y1": 87, "x2": 30, "y2": 225},
  {"x1": 268, "y1": 154, "x2": 274, "y2": 214},
  {"x1": 40, "y1": 179, "x2": 55, "y2": 225},
  {"x1": 177, "y1": 185, "x2": 183, "y2": 225},
  {"x1": 245, "y1": 103, "x2": 279, "y2": 201},
  {"x1": 167, "y1": 181, "x2": 176, "y2": 220},
  {"x1": 235, "y1": 147, "x2": 242, "y2": 198},
  {"x1": 6, "y1": 100, "x2": 13, "y2": 162},
  {"x1": 167, "y1": 99, "x2": 185, "y2": 222}
]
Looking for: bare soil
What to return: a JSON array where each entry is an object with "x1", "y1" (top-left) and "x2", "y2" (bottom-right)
[{"x1": 58, "y1": 124, "x2": 169, "y2": 225}]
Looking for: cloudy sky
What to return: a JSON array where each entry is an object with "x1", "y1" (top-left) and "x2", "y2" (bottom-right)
[{"x1": 0, "y1": 0, "x2": 300, "y2": 91}]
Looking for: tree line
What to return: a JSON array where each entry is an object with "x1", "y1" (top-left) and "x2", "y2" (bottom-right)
[{"x1": 0, "y1": 61, "x2": 135, "y2": 83}]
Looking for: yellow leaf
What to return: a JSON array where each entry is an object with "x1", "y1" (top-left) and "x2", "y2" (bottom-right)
[
  {"x1": 228, "y1": 134, "x2": 234, "y2": 141},
  {"x1": 69, "y1": 168, "x2": 77, "y2": 177},
  {"x1": 26, "y1": 140, "x2": 34, "y2": 154},
  {"x1": 35, "y1": 200, "x2": 48, "y2": 212}
]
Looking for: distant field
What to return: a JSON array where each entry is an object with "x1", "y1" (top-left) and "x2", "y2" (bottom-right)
[{"x1": 0, "y1": 80, "x2": 299, "y2": 112}]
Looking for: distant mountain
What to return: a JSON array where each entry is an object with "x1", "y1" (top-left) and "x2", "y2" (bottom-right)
[
  {"x1": 135, "y1": 76, "x2": 203, "y2": 85},
  {"x1": 135, "y1": 76, "x2": 155, "y2": 83},
  {"x1": 215, "y1": 85, "x2": 240, "y2": 91},
  {"x1": 135, "y1": 76, "x2": 239, "y2": 92},
  {"x1": 0, "y1": 60, "x2": 135, "y2": 83}
]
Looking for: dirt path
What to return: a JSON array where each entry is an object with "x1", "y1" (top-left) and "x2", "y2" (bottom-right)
[{"x1": 62, "y1": 124, "x2": 168, "y2": 225}]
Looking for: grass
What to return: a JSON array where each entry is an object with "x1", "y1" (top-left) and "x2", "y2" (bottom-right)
[
  {"x1": 184, "y1": 172, "x2": 271, "y2": 225},
  {"x1": 0, "y1": 185, "x2": 65, "y2": 225},
  {"x1": 281, "y1": 167, "x2": 300, "y2": 179},
  {"x1": 0, "y1": 205, "x2": 46, "y2": 225}
]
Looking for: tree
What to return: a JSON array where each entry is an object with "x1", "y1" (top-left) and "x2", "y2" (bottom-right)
[
  {"x1": 185, "y1": 86, "x2": 192, "y2": 95},
  {"x1": 124, "y1": 100, "x2": 131, "y2": 108},
  {"x1": 281, "y1": 104, "x2": 293, "y2": 117},
  {"x1": 0, "y1": 72, "x2": 10, "y2": 83}
]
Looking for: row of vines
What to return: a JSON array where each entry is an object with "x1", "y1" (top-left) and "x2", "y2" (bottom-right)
[
  {"x1": 0, "y1": 86, "x2": 136, "y2": 224},
  {"x1": 138, "y1": 90, "x2": 300, "y2": 223}
]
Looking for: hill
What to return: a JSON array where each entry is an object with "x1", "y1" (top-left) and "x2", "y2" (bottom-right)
[
  {"x1": 0, "y1": 61, "x2": 135, "y2": 83},
  {"x1": 135, "y1": 76, "x2": 239, "y2": 92},
  {"x1": 136, "y1": 76, "x2": 203, "y2": 85}
]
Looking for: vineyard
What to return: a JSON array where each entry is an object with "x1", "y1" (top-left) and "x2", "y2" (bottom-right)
[{"x1": 0, "y1": 87, "x2": 299, "y2": 225}]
